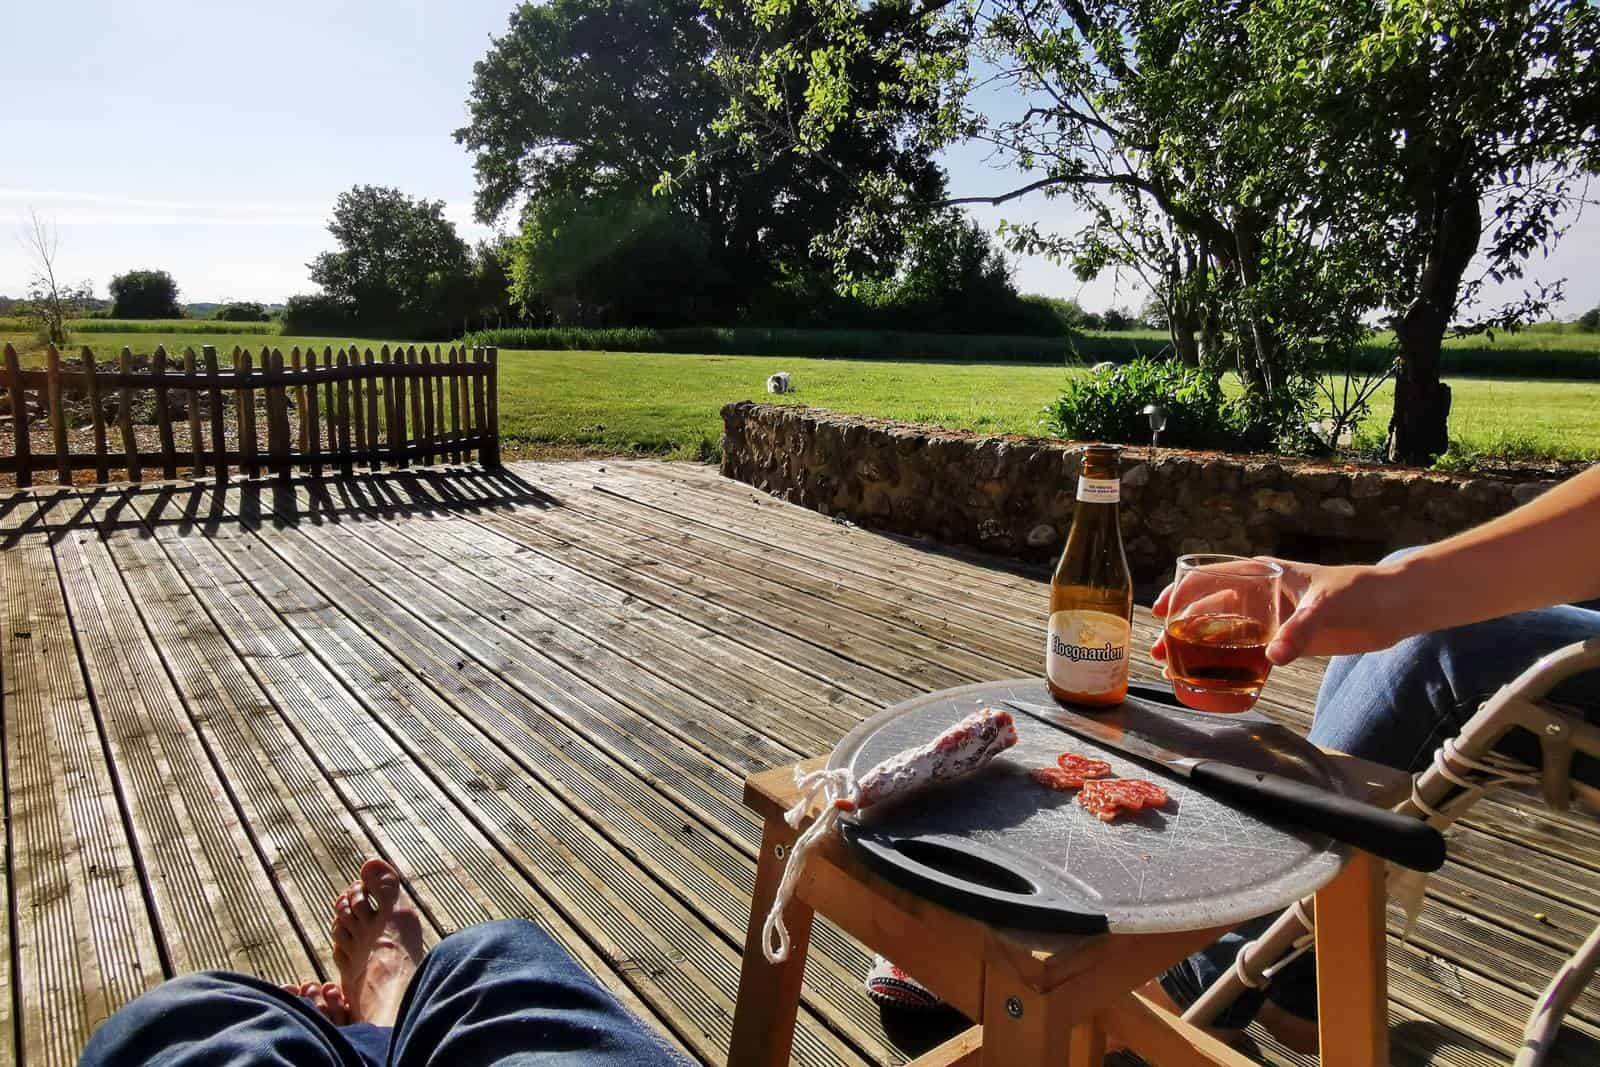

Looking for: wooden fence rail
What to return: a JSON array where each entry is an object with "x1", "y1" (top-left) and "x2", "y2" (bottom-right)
[{"x1": 1, "y1": 341, "x2": 499, "y2": 487}]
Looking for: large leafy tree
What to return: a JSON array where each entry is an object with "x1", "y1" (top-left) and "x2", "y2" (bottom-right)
[
  {"x1": 308, "y1": 186, "x2": 472, "y2": 329},
  {"x1": 719, "y1": 0, "x2": 1599, "y2": 461},
  {"x1": 108, "y1": 268, "x2": 182, "y2": 319},
  {"x1": 1284, "y1": 0, "x2": 1600, "y2": 462},
  {"x1": 454, "y1": 0, "x2": 945, "y2": 322}
]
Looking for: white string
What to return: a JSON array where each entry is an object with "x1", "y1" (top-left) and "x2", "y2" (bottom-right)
[
  {"x1": 1232, "y1": 944, "x2": 1268, "y2": 990},
  {"x1": 1398, "y1": 736, "x2": 1542, "y2": 936},
  {"x1": 762, "y1": 766, "x2": 860, "y2": 963},
  {"x1": 1413, "y1": 737, "x2": 1541, "y2": 820}
]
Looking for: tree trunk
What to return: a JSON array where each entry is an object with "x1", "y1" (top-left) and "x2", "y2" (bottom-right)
[
  {"x1": 1389, "y1": 180, "x2": 1480, "y2": 466},
  {"x1": 1168, "y1": 301, "x2": 1201, "y2": 366}
]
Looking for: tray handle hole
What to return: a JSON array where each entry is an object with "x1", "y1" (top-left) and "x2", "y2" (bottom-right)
[{"x1": 892, "y1": 839, "x2": 1036, "y2": 895}]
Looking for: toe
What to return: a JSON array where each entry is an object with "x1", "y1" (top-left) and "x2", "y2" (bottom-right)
[
  {"x1": 300, "y1": 981, "x2": 321, "y2": 998},
  {"x1": 321, "y1": 983, "x2": 349, "y2": 1025},
  {"x1": 359, "y1": 857, "x2": 402, "y2": 913}
]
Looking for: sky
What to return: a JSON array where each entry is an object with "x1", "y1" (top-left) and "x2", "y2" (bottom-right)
[{"x1": 3, "y1": 0, "x2": 1597, "y2": 317}]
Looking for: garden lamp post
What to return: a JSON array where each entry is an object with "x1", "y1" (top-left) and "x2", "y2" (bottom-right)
[{"x1": 1142, "y1": 403, "x2": 1169, "y2": 455}]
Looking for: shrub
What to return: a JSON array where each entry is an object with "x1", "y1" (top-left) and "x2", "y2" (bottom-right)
[
  {"x1": 1043, "y1": 358, "x2": 1249, "y2": 450},
  {"x1": 214, "y1": 301, "x2": 270, "y2": 322},
  {"x1": 109, "y1": 269, "x2": 184, "y2": 319},
  {"x1": 283, "y1": 293, "x2": 357, "y2": 334},
  {"x1": 1579, "y1": 306, "x2": 1600, "y2": 332}
]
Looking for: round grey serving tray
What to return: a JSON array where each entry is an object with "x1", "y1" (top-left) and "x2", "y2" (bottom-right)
[{"x1": 828, "y1": 678, "x2": 1350, "y2": 934}]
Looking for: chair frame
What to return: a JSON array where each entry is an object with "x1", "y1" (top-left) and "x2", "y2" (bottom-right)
[{"x1": 1182, "y1": 636, "x2": 1600, "y2": 1065}]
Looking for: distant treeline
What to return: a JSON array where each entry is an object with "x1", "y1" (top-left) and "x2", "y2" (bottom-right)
[{"x1": 460, "y1": 324, "x2": 1600, "y2": 377}]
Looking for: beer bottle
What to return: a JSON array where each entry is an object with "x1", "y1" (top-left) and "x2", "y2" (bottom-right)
[{"x1": 1046, "y1": 444, "x2": 1133, "y2": 707}]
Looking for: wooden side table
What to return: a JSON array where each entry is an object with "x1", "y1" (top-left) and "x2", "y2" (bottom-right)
[{"x1": 728, "y1": 754, "x2": 1410, "y2": 1067}]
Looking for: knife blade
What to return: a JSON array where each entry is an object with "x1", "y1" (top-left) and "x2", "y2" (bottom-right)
[{"x1": 1002, "y1": 699, "x2": 1445, "y2": 872}]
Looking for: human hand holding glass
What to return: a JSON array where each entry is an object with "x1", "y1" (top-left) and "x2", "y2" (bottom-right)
[{"x1": 1156, "y1": 554, "x2": 1283, "y2": 713}]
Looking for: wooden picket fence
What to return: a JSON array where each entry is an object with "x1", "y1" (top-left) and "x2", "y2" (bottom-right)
[{"x1": 1, "y1": 341, "x2": 499, "y2": 487}]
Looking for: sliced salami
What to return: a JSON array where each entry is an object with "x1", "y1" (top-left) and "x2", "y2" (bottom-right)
[
  {"x1": 1030, "y1": 766, "x2": 1082, "y2": 792},
  {"x1": 1055, "y1": 752, "x2": 1113, "y2": 786},
  {"x1": 1077, "y1": 777, "x2": 1170, "y2": 822}
]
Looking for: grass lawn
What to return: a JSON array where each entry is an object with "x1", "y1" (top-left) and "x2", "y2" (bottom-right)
[
  {"x1": 493, "y1": 348, "x2": 1600, "y2": 462},
  {"x1": 4, "y1": 327, "x2": 1596, "y2": 463}
]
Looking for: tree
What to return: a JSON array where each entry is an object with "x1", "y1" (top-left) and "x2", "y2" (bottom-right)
[
  {"x1": 108, "y1": 269, "x2": 183, "y2": 318},
  {"x1": 1580, "y1": 306, "x2": 1600, "y2": 332},
  {"x1": 18, "y1": 210, "x2": 94, "y2": 345},
  {"x1": 717, "y1": 0, "x2": 1599, "y2": 461},
  {"x1": 454, "y1": 0, "x2": 945, "y2": 321},
  {"x1": 213, "y1": 301, "x2": 270, "y2": 322},
  {"x1": 308, "y1": 185, "x2": 472, "y2": 331},
  {"x1": 509, "y1": 191, "x2": 722, "y2": 325},
  {"x1": 1307, "y1": 0, "x2": 1600, "y2": 462}
]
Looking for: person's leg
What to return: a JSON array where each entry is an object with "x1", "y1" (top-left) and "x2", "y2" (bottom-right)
[
  {"x1": 1310, "y1": 602, "x2": 1600, "y2": 771},
  {"x1": 78, "y1": 971, "x2": 371, "y2": 1067},
  {"x1": 386, "y1": 918, "x2": 692, "y2": 1067}
]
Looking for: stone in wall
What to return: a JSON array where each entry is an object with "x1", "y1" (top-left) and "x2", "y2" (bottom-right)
[{"x1": 721, "y1": 402, "x2": 1560, "y2": 580}]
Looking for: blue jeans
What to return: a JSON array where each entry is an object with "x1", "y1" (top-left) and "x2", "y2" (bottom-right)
[
  {"x1": 78, "y1": 919, "x2": 693, "y2": 1066},
  {"x1": 1162, "y1": 570, "x2": 1600, "y2": 1027}
]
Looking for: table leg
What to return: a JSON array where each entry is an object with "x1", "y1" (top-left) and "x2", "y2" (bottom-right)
[
  {"x1": 1067, "y1": 1023, "x2": 1106, "y2": 1067},
  {"x1": 980, "y1": 952, "x2": 1079, "y2": 1066},
  {"x1": 728, "y1": 816, "x2": 815, "y2": 1067},
  {"x1": 1314, "y1": 850, "x2": 1389, "y2": 1066}
]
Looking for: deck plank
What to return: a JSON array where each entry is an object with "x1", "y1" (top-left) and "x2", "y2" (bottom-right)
[
  {"x1": 48, "y1": 488, "x2": 315, "y2": 984},
  {"x1": 205, "y1": 479, "x2": 887, "y2": 1064},
  {"x1": 3, "y1": 491, "x2": 164, "y2": 1067}
]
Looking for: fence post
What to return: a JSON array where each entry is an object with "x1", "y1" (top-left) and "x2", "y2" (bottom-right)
[
  {"x1": 420, "y1": 345, "x2": 435, "y2": 465},
  {"x1": 153, "y1": 345, "x2": 178, "y2": 480},
  {"x1": 336, "y1": 349, "x2": 353, "y2": 477},
  {"x1": 393, "y1": 346, "x2": 410, "y2": 468},
  {"x1": 45, "y1": 345, "x2": 69, "y2": 485},
  {"x1": 471, "y1": 346, "x2": 488, "y2": 467},
  {"x1": 85, "y1": 347, "x2": 109, "y2": 484},
  {"x1": 305, "y1": 348, "x2": 322, "y2": 477},
  {"x1": 185, "y1": 347, "x2": 204, "y2": 479},
  {"x1": 406, "y1": 345, "x2": 423, "y2": 468},
  {"x1": 266, "y1": 349, "x2": 287, "y2": 480},
  {"x1": 363, "y1": 348, "x2": 380, "y2": 471},
  {"x1": 485, "y1": 346, "x2": 499, "y2": 468},
  {"x1": 119, "y1": 347, "x2": 141, "y2": 482},
  {"x1": 433, "y1": 345, "x2": 446, "y2": 463},
  {"x1": 320, "y1": 347, "x2": 336, "y2": 461},
  {"x1": 447, "y1": 346, "x2": 462, "y2": 464},
  {"x1": 238, "y1": 347, "x2": 260, "y2": 478},
  {"x1": 351, "y1": 348, "x2": 367, "y2": 461},
  {"x1": 292, "y1": 348, "x2": 307, "y2": 454},
  {"x1": 204, "y1": 345, "x2": 226, "y2": 485},
  {"x1": 3, "y1": 344, "x2": 29, "y2": 488}
]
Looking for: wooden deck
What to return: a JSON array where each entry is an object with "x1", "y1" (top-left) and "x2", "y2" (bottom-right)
[{"x1": 1, "y1": 459, "x2": 1595, "y2": 1067}]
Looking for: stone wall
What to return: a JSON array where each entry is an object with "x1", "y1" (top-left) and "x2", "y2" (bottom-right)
[{"x1": 720, "y1": 401, "x2": 1559, "y2": 578}]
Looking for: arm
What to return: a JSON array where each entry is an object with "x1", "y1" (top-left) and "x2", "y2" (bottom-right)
[{"x1": 1153, "y1": 465, "x2": 1600, "y2": 667}]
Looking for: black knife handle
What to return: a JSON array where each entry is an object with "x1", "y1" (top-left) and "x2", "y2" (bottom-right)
[{"x1": 1190, "y1": 760, "x2": 1446, "y2": 872}]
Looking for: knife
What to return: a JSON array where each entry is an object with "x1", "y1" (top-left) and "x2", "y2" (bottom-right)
[{"x1": 1002, "y1": 699, "x2": 1446, "y2": 872}]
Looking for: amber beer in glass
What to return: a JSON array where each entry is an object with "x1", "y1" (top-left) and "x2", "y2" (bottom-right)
[
  {"x1": 1163, "y1": 554, "x2": 1283, "y2": 713},
  {"x1": 1046, "y1": 444, "x2": 1133, "y2": 707}
]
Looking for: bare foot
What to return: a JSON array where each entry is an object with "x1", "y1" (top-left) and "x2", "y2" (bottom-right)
[
  {"x1": 330, "y1": 858, "x2": 426, "y2": 1027},
  {"x1": 283, "y1": 980, "x2": 350, "y2": 1025}
]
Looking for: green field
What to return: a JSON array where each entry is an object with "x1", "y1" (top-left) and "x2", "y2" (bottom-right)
[
  {"x1": 3, "y1": 325, "x2": 1596, "y2": 464},
  {"x1": 490, "y1": 349, "x2": 1600, "y2": 462}
]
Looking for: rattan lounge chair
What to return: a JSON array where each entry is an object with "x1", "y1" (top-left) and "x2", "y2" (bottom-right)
[{"x1": 1182, "y1": 636, "x2": 1600, "y2": 1066}]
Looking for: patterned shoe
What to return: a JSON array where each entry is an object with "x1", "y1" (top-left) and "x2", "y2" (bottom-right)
[{"x1": 864, "y1": 955, "x2": 943, "y2": 1011}]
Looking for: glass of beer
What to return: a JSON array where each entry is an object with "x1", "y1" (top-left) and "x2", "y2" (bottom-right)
[{"x1": 1163, "y1": 554, "x2": 1282, "y2": 713}]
